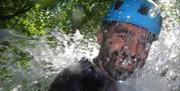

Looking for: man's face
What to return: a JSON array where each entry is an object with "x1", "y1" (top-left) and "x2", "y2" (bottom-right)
[{"x1": 95, "y1": 23, "x2": 152, "y2": 80}]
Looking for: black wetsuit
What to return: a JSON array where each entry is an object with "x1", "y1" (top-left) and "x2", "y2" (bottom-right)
[{"x1": 48, "y1": 58, "x2": 107, "y2": 91}]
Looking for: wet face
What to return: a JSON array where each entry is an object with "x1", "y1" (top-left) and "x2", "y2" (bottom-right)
[{"x1": 95, "y1": 23, "x2": 152, "y2": 80}]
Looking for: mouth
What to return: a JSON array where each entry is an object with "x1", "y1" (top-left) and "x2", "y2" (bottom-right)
[
  {"x1": 102, "y1": 50, "x2": 140, "y2": 80},
  {"x1": 95, "y1": 48, "x2": 143, "y2": 80},
  {"x1": 112, "y1": 51, "x2": 136, "y2": 71}
]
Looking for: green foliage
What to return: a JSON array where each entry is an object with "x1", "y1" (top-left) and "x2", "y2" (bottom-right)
[
  {"x1": 0, "y1": 45, "x2": 32, "y2": 90},
  {"x1": 1, "y1": 4, "x2": 54, "y2": 35},
  {"x1": 0, "y1": 67, "x2": 12, "y2": 80},
  {"x1": 0, "y1": 0, "x2": 34, "y2": 20},
  {"x1": 163, "y1": 0, "x2": 179, "y2": 23},
  {"x1": 1, "y1": 0, "x2": 180, "y2": 36},
  {"x1": 1, "y1": 0, "x2": 112, "y2": 36},
  {"x1": 174, "y1": 1, "x2": 180, "y2": 22},
  {"x1": 53, "y1": 0, "x2": 111, "y2": 36},
  {"x1": 15, "y1": 4, "x2": 52, "y2": 35}
]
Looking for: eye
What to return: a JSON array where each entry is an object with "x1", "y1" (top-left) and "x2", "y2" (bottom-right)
[
  {"x1": 138, "y1": 5, "x2": 149, "y2": 15},
  {"x1": 116, "y1": 29, "x2": 133, "y2": 40},
  {"x1": 117, "y1": 29, "x2": 133, "y2": 36},
  {"x1": 114, "y1": 0, "x2": 124, "y2": 10}
]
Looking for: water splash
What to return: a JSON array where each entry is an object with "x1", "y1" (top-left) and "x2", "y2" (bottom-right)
[{"x1": 134, "y1": 0, "x2": 180, "y2": 91}]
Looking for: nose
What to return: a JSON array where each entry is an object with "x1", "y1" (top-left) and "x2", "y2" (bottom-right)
[
  {"x1": 128, "y1": 38, "x2": 146, "y2": 57},
  {"x1": 108, "y1": 35, "x2": 126, "y2": 53}
]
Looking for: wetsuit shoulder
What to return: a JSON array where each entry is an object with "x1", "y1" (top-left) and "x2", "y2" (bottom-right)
[
  {"x1": 48, "y1": 65, "x2": 83, "y2": 91},
  {"x1": 48, "y1": 58, "x2": 104, "y2": 91}
]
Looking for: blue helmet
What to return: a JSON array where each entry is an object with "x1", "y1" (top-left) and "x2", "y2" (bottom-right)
[{"x1": 104, "y1": 0, "x2": 162, "y2": 36}]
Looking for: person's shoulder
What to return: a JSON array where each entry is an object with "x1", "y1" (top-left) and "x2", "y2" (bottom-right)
[
  {"x1": 48, "y1": 57, "x2": 94, "y2": 91},
  {"x1": 52, "y1": 57, "x2": 93, "y2": 80},
  {"x1": 61, "y1": 57, "x2": 93, "y2": 76}
]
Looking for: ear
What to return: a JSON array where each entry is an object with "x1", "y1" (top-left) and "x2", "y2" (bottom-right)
[{"x1": 96, "y1": 31, "x2": 103, "y2": 45}]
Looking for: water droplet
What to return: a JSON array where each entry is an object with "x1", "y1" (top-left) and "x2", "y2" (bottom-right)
[
  {"x1": 118, "y1": 80, "x2": 125, "y2": 84},
  {"x1": 88, "y1": 69, "x2": 91, "y2": 72},
  {"x1": 133, "y1": 59, "x2": 137, "y2": 62},
  {"x1": 103, "y1": 29, "x2": 108, "y2": 33},
  {"x1": 149, "y1": 7, "x2": 159, "y2": 17}
]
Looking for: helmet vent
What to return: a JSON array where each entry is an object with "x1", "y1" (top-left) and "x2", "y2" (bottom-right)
[
  {"x1": 114, "y1": 0, "x2": 123, "y2": 10},
  {"x1": 138, "y1": 5, "x2": 149, "y2": 15}
]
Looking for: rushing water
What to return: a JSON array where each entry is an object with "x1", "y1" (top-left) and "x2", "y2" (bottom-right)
[{"x1": 0, "y1": 0, "x2": 180, "y2": 91}]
